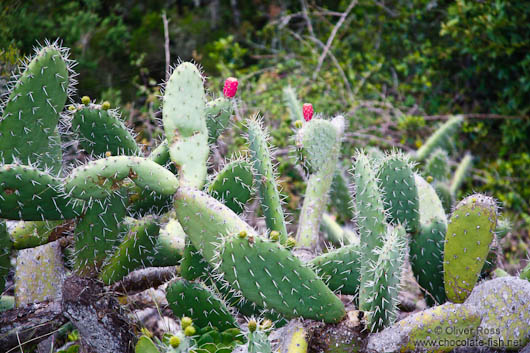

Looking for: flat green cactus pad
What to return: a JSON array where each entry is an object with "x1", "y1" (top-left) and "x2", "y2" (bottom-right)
[
  {"x1": 163, "y1": 62, "x2": 208, "y2": 188},
  {"x1": 0, "y1": 164, "x2": 82, "y2": 220},
  {"x1": 216, "y1": 235, "x2": 346, "y2": 323},
  {"x1": 166, "y1": 278, "x2": 238, "y2": 331},
  {"x1": 65, "y1": 156, "x2": 178, "y2": 200},
  {"x1": 0, "y1": 44, "x2": 69, "y2": 170},
  {"x1": 72, "y1": 105, "x2": 141, "y2": 157},
  {"x1": 206, "y1": 97, "x2": 233, "y2": 143},
  {"x1": 310, "y1": 243, "x2": 361, "y2": 295},
  {"x1": 208, "y1": 158, "x2": 254, "y2": 215},
  {"x1": 444, "y1": 194, "x2": 497, "y2": 303}
]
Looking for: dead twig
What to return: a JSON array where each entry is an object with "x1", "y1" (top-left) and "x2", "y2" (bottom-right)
[{"x1": 313, "y1": 0, "x2": 358, "y2": 79}]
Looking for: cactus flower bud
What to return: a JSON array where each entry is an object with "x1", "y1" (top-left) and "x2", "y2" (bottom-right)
[
  {"x1": 302, "y1": 103, "x2": 313, "y2": 122},
  {"x1": 223, "y1": 77, "x2": 238, "y2": 98},
  {"x1": 184, "y1": 325, "x2": 196, "y2": 336},
  {"x1": 181, "y1": 316, "x2": 192, "y2": 329},
  {"x1": 102, "y1": 101, "x2": 111, "y2": 110},
  {"x1": 81, "y1": 96, "x2": 90, "y2": 106},
  {"x1": 248, "y1": 319, "x2": 257, "y2": 332},
  {"x1": 169, "y1": 335, "x2": 181, "y2": 347}
]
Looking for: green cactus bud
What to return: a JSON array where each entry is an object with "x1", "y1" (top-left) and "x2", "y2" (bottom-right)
[
  {"x1": 101, "y1": 101, "x2": 111, "y2": 110},
  {"x1": 215, "y1": 235, "x2": 346, "y2": 323},
  {"x1": 269, "y1": 230, "x2": 280, "y2": 241},
  {"x1": 248, "y1": 320, "x2": 257, "y2": 333},
  {"x1": 163, "y1": 62, "x2": 208, "y2": 188},
  {"x1": 169, "y1": 335, "x2": 180, "y2": 348},
  {"x1": 81, "y1": 96, "x2": 91, "y2": 105},
  {"x1": 166, "y1": 279, "x2": 238, "y2": 331},
  {"x1": 184, "y1": 326, "x2": 196, "y2": 336},
  {"x1": 294, "y1": 120, "x2": 303, "y2": 129},
  {"x1": 181, "y1": 316, "x2": 192, "y2": 329},
  {"x1": 444, "y1": 194, "x2": 497, "y2": 303}
]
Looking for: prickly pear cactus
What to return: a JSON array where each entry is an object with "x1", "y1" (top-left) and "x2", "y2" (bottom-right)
[
  {"x1": 245, "y1": 116, "x2": 288, "y2": 245},
  {"x1": 208, "y1": 157, "x2": 254, "y2": 215},
  {"x1": 409, "y1": 174, "x2": 447, "y2": 305},
  {"x1": 163, "y1": 62, "x2": 208, "y2": 188},
  {"x1": 206, "y1": 97, "x2": 233, "y2": 143},
  {"x1": 166, "y1": 279, "x2": 238, "y2": 331},
  {"x1": 296, "y1": 116, "x2": 344, "y2": 248},
  {"x1": 422, "y1": 148, "x2": 450, "y2": 182},
  {"x1": 0, "y1": 42, "x2": 73, "y2": 173},
  {"x1": 444, "y1": 194, "x2": 497, "y2": 303},
  {"x1": 414, "y1": 115, "x2": 463, "y2": 161},
  {"x1": 0, "y1": 163, "x2": 82, "y2": 220},
  {"x1": 72, "y1": 103, "x2": 141, "y2": 157},
  {"x1": 215, "y1": 234, "x2": 346, "y2": 323},
  {"x1": 377, "y1": 151, "x2": 419, "y2": 233},
  {"x1": 310, "y1": 242, "x2": 361, "y2": 295}
]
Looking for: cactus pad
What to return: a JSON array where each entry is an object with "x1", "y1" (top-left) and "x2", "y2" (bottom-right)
[
  {"x1": 215, "y1": 235, "x2": 346, "y2": 323},
  {"x1": 174, "y1": 185, "x2": 258, "y2": 264},
  {"x1": 409, "y1": 174, "x2": 447, "y2": 306},
  {"x1": 206, "y1": 97, "x2": 233, "y2": 143},
  {"x1": 65, "y1": 156, "x2": 178, "y2": 200},
  {"x1": 72, "y1": 105, "x2": 141, "y2": 157},
  {"x1": 309, "y1": 243, "x2": 361, "y2": 295},
  {"x1": 166, "y1": 278, "x2": 238, "y2": 331},
  {"x1": 0, "y1": 44, "x2": 70, "y2": 170},
  {"x1": 0, "y1": 164, "x2": 82, "y2": 220},
  {"x1": 163, "y1": 62, "x2": 208, "y2": 188},
  {"x1": 208, "y1": 158, "x2": 254, "y2": 214},
  {"x1": 444, "y1": 194, "x2": 497, "y2": 303},
  {"x1": 245, "y1": 116, "x2": 288, "y2": 244},
  {"x1": 377, "y1": 151, "x2": 419, "y2": 233}
]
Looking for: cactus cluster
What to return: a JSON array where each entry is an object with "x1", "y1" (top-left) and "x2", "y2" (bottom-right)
[{"x1": 1, "y1": 41, "x2": 528, "y2": 353}]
